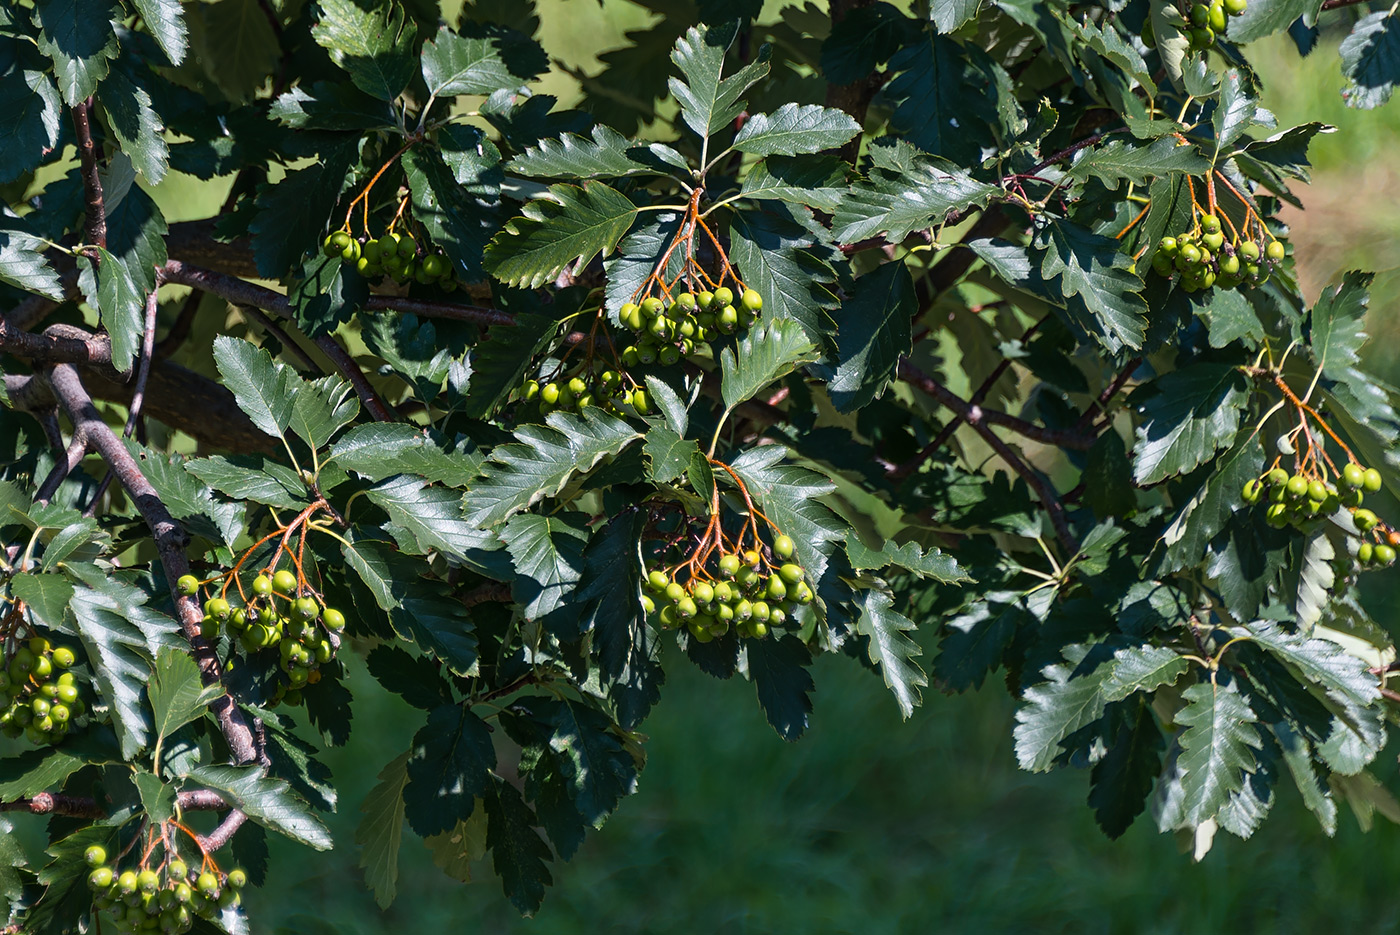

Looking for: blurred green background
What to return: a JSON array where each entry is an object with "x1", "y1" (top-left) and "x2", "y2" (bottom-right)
[{"x1": 126, "y1": 4, "x2": 1400, "y2": 933}]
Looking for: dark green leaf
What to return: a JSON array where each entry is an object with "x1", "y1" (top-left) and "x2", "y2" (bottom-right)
[
  {"x1": 367, "y1": 474, "x2": 504, "y2": 575},
  {"x1": 731, "y1": 103, "x2": 860, "y2": 157},
  {"x1": 483, "y1": 774, "x2": 553, "y2": 916},
  {"x1": 189, "y1": 765, "x2": 334, "y2": 849},
  {"x1": 669, "y1": 21, "x2": 771, "y2": 138},
  {"x1": 1161, "y1": 436, "x2": 1263, "y2": 572},
  {"x1": 288, "y1": 253, "x2": 367, "y2": 338},
  {"x1": 1089, "y1": 697, "x2": 1165, "y2": 839},
  {"x1": 509, "y1": 125, "x2": 650, "y2": 179},
  {"x1": 131, "y1": 0, "x2": 187, "y2": 64},
  {"x1": 35, "y1": 0, "x2": 118, "y2": 105},
  {"x1": 833, "y1": 142, "x2": 998, "y2": 242},
  {"x1": 1341, "y1": 11, "x2": 1400, "y2": 109},
  {"x1": 365, "y1": 646, "x2": 453, "y2": 710},
  {"x1": 852, "y1": 589, "x2": 926, "y2": 718},
  {"x1": 503, "y1": 511, "x2": 590, "y2": 620},
  {"x1": 1230, "y1": 0, "x2": 1323, "y2": 44},
  {"x1": 331, "y1": 423, "x2": 482, "y2": 486},
  {"x1": 738, "y1": 155, "x2": 846, "y2": 213},
  {"x1": 728, "y1": 202, "x2": 839, "y2": 341},
  {"x1": 212, "y1": 335, "x2": 299, "y2": 440},
  {"x1": 404, "y1": 704, "x2": 494, "y2": 837},
  {"x1": 1173, "y1": 680, "x2": 1263, "y2": 828},
  {"x1": 485, "y1": 182, "x2": 638, "y2": 289},
  {"x1": 719, "y1": 317, "x2": 819, "y2": 413},
  {"x1": 931, "y1": 0, "x2": 982, "y2": 32},
  {"x1": 389, "y1": 588, "x2": 481, "y2": 676},
  {"x1": 404, "y1": 141, "x2": 503, "y2": 284},
  {"x1": 147, "y1": 648, "x2": 222, "y2": 743},
  {"x1": 740, "y1": 634, "x2": 814, "y2": 741},
  {"x1": 0, "y1": 227, "x2": 64, "y2": 301},
  {"x1": 1068, "y1": 136, "x2": 1209, "y2": 188},
  {"x1": 1038, "y1": 221, "x2": 1147, "y2": 354},
  {"x1": 420, "y1": 23, "x2": 526, "y2": 97},
  {"x1": 185, "y1": 455, "x2": 309, "y2": 510},
  {"x1": 0, "y1": 65, "x2": 62, "y2": 184},
  {"x1": 828, "y1": 260, "x2": 916, "y2": 412},
  {"x1": 644, "y1": 426, "x2": 699, "y2": 484},
  {"x1": 311, "y1": 0, "x2": 417, "y2": 101},
  {"x1": 1133, "y1": 364, "x2": 1250, "y2": 485},
  {"x1": 100, "y1": 66, "x2": 168, "y2": 183},
  {"x1": 355, "y1": 751, "x2": 409, "y2": 909}
]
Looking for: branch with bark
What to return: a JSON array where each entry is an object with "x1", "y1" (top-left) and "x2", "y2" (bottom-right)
[{"x1": 0, "y1": 789, "x2": 231, "y2": 819}]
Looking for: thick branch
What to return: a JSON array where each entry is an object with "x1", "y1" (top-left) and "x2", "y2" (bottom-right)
[
  {"x1": 197, "y1": 809, "x2": 247, "y2": 853},
  {"x1": 0, "y1": 317, "x2": 111, "y2": 365},
  {"x1": 72, "y1": 99, "x2": 106, "y2": 252},
  {"x1": 898, "y1": 359, "x2": 1078, "y2": 554},
  {"x1": 46, "y1": 364, "x2": 258, "y2": 764},
  {"x1": 0, "y1": 789, "x2": 231, "y2": 818},
  {"x1": 35, "y1": 428, "x2": 89, "y2": 504}
]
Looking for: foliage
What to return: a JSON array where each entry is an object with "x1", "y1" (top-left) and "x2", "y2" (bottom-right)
[{"x1": 2, "y1": 0, "x2": 1400, "y2": 928}]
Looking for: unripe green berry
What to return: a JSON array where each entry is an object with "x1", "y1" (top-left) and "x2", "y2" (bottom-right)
[
  {"x1": 272, "y1": 569, "x2": 297, "y2": 594},
  {"x1": 1364, "y1": 467, "x2": 1383, "y2": 492},
  {"x1": 177, "y1": 575, "x2": 199, "y2": 596},
  {"x1": 85, "y1": 845, "x2": 108, "y2": 867}
]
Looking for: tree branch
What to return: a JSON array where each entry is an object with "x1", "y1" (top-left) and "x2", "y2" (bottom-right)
[
  {"x1": 0, "y1": 789, "x2": 231, "y2": 819},
  {"x1": 124, "y1": 278, "x2": 162, "y2": 439},
  {"x1": 897, "y1": 358, "x2": 1079, "y2": 554},
  {"x1": 72, "y1": 99, "x2": 106, "y2": 253},
  {"x1": 1074, "y1": 357, "x2": 1141, "y2": 432},
  {"x1": 46, "y1": 364, "x2": 258, "y2": 764},
  {"x1": 34, "y1": 427, "x2": 88, "y2": 504},
  {"x1": 197, "y1": 809, "x2": 247, "y2": 853}
]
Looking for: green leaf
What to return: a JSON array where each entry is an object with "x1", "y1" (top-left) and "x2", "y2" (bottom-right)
[
  {"x1": 79, "y1": 248, "x2": 144, "y2": 373},
  {"x1": 828, "y1": 260, "x2": 916, "y2": 412},
  {"x1": 1341, "y1": 11, "x2": 1400, "y2": 109},
  {"x1": 343, "y1": 537, "x2": 409, "y2": 612},
  {"x1": 503, "y1": 512, "x2": 590, "y2": 621},
  {"x1": 509, "y1": 125, "x2": 650, "y2": 179},
  {"x1": 331, "y1": 423, "x2": 481, "y2": 486},
  {"x1": 1161, "y1": 436, "x2": 1263, "y2": 572},
  {"x1": 740, "y1": 634, "x2": 814, "y2": 741},
  {"x1": 0, "y1": 746, "x2": 88, "y2": 799},
  {"x1": 1274, "y1": 722, "x2": 1338, "y2": 836},
  {"x1": 728, "y1": 203, "x2": 839, "y2": 341},
  {"x1": 728, "y1": 446, "x2": 843, "y2": 584},
  {"x1": 1067, "y1": 137, "x2": 1209, "y2": 188},
  {"x1": 188, "y1": 765, "x2": 334, "y2": 850},
  {"x1": 269, "y1": 82, "x2": 398, "y2": 131},
  {"x1": 365, "y1": 646, "x2": 453, "y2": 710},
  {"x1": 0, "y1": 817, "x2": 25, "y2": 914},
  {"x1": 852, "y1": 589, "x2": 926, "y2": 719},
  {"x1": 1133, "y1": 364, "x2": 1251, "y2": 485},
  {"x1": 731, "y1": 103, "x2": 860, "y2": 157},
  {"x1": 1290, "y1": 525, "x2": 1335, "y2": 632},
  {"x1": 404, "y1": 704, "x2": 495, "y2": 837},
  {"x1": 643, "y1": 426, "x2": 699, "y2": 484},
  {"x1": 1230, "y1": 0, "x2": 1323, "y2": 44},
  {"x1": 289, "y1": 374, "x2": 358, "y2": 451},
  {"x1": 1089, "y1": 697, "x2": 1165, "y2": 839},
  {"x1": 420, "y1": 23, "x2": 523, "y2": 97},
  {"x1": 884, "y1": 32, "x2": 1002, "y2": 166},
  {"x1": 601, "y1": 211, "x2": 684, "y2": 325},
  {"x1": 1214, "y1": 69, "x2": 1270, "y2": 150},
  {"x1": 669, "y1": 21, "x2": 771, "y2": 138},
  {"x1": 1310, "y1": 271, "x2": 1372, "y2": 380},
  {"x1": 355, "y1": 751, "x2": 410, "y2": 909},
  {"x1": 463, "y1": 409, "x2": 642, "y2": 528},
  {"x1": 8, "y1": 574, "x2": 74, "y2": 630},
  {"x1": 185, "y1": 455, "x2": 309, "y2": 510},
  {"x1": 132, "y1": 770, "x2": 175, "y2": 824},
  {"x1": 845, "y1": 536, "x2": 970, "y2": 582},
  {"x1": 485, "y1": 183, "x2": 638, "y2": 289},
  {"x1": 212, "y1": 336, "x2": 299, "y2": 441},
  {"x1": 35, "y1": 0, "x2": 118, "y2": 105},
  {"x1": 1243, "y1": 124, "x2": 1333, "y2": 184},
  {"x1": 1038, "y1": 221, "x2": 1147, "y2": 354},
  {"x1": 104, "y1": 183, "x2": 168, "y2": 293},
  {"x1": 366, "y1": 474, "x2": 505, "y2": 576},
  {"x1": 1173, "y1": 680, "x2": 1263, "y2": 828},
  {"x1": 0, "y1": 227, "x2": 64, "y2": 301},
  {"x1": 100, "y1": 66, "x2": 168, "y2": 183},
  {"x1": 738, "y1": 155, "x2": 846, "y2": 213},
  {"x1": 185, "y1": 0, "x2": 280, "y2": 101},
  {"x1": 147, "y1": 649, "x2": 222, "y2": 744},
  {"x1": 483, "y1": 774, "x2": 553, "y2": 916},
  {"x1": 403, "y1": 141, "x2": 502, "y2": 284},
  {"x1": 289, "y1": 253, "x2": 367, "y2": 338},
  {"x1": 248, "y1": 141, "x2": 359, "y2": 279},
  {"x1": 131, "y1": 0, "x2": 187, "y2": 64},
  {"x1": 719, "y1": 318, "x2": 819, "y2": 413},
  {"x1": 506, "y1": 696, "x2": 637, "y2": 838},
  {"x1": 362, "y1": 311, "x2": 460, "y2": 403},
  {"x1": 389, "y1": 589, "x2": 481, "y2": 675},
  {"x1": 833, "y1": 143, "x2": 998, "y2": 242},
  {"x1": 1014, "y1": 646, "x2": 1116, "y2": 772},
  {"x1": 931, "y1": 0, "x2": 981, "y2": 32},
  {"x1": 579, "y1": 512, "x2": 664, "y2": 728},
  {"x1": 0, "y1": 65, "x2": 62, "y2": 184},
  {"x1": 69, "y1": 583, "x2": 183, "y2": 758},
  {"x1": 311, "y1": 0, "x2": 417, "y2": 101},
  {"x1": 422, "y1": 810, "x2": 487, "y2": 883},
  {"x1": 935, "y1": 593, "x2": 1024, "y2": 692},
  {"x1": 1239, "y1": 620, "x2": 1380, "y2": 709}
]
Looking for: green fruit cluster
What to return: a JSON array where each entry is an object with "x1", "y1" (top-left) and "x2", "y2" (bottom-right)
[
  {"x1": 180, "y1": 570, "x2": 346, "y2": 708},
  {"x1": 1183, "y1": 0, "x2": 1246, "y2": 50},
  {"x1": 0, "y1": 636, "x2": 86, "y2": 745},
  {"x1": 520, "y1": 370, "x2": 651, "y2": 418},
  {"x1": 618, "y1": 287, "x2": 762, "y2": 367},
  {"x1": 1150, "y1": 215, "x2": 1285, "y2": 293},
  {"x1": 643, "y1": 535, "x2": 812, "y2": 642},
  {"x1": 86, "y1": 845, "x2": 247, "y2": 935},
  {"x1": 321, "y1": 230, "x2": 459, "y2": 291},
  {"x1": 1242, "y1": 463, "x2": 1396, "y2": 565}
]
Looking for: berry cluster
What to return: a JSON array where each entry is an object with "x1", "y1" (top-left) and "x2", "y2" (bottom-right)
[
  {"x1": 517, "y1": 286, "x2": 763, "y2": 419},
  {"x1": 86, "y1": 844, "x2": 246, "y2": 934},
  {"x1": 1242, "y1": 462, "x2": 1398, "y2": 565},
  {"x1": 1183, "y1": 0, "x2": 1246, "y2": 50},
  {"x1": 0, "y1": 636, "x2": 87, "y2": 745},
  {"x1": 178, "y1": 569, "x2": 346, "y2": 708},
  {"x1": 1151, "y1": 214, "x2": 1285, "y2": 293},
  {"x1": 644, "y1": 534, "x2": 813, "y2": 642},
  {"x1": 321, "y1": 230, "x2": 459, "y2": 291}
]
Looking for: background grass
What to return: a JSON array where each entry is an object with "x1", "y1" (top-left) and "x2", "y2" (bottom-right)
[{"x1": 125, "y1": 9, "x2": 1400, "y2": 934}]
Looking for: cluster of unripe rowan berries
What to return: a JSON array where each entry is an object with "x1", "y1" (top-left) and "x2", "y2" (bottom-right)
[
  {"x1": 519, "y1": 370, "x2": 652, "y2": 418},
  {"x1": 321, "y1": 230, "x2": 459, "y2": 291},
  {"x1": 1182, "y1": 0, "x2": 1246, "y2": 50},
  {"x1": 178, "y1": 569, "x2": 345, "y2": 707},
  {"x1": 643, "y1": 534, "x2": 813, "y2": 642},
  {"x1": 1242, "y1": 462, "x2": 1398, "y2": 564},
  {"x1": 0, "y1": 636, "x2": 86, "y2": 745},
  {"x1": 86, "y1": 844, "x2": 246, "y2": 934},
  {"x1": 1151, "y1": 215, "x2": 1284, "y2": 293},
  {"x1": 618, "y1": 287, "x2": 762, "y2": 367}
]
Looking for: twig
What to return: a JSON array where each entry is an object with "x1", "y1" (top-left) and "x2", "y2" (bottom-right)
[
  {"x1": 34, "y1": 427, "x2": 88, "y2": 504},
  {"x1": 72, "y1": 99, "x2": 107, "y2": 253},
  {"x1": 197, "y1": 809, "x2": 247, "y2": 853},
  {"x1": 1074, "y1": 357, "x2": 1141, "y2": 433},
  {"x1": 897, "y1": 359, "x2": 1079, "y2": 554},
  {"x1": 124, "y1": 278, "x2": 162, "y2": 438},
  {"x1": 0, "y1": 789, "x2": 231, "y2": 819},
  {"x1": 238, "y1": 306, "x2": 318, "y2": 372},
  {"x1": 46, "y1": 363, "x2": 258, "y2": 764}
]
